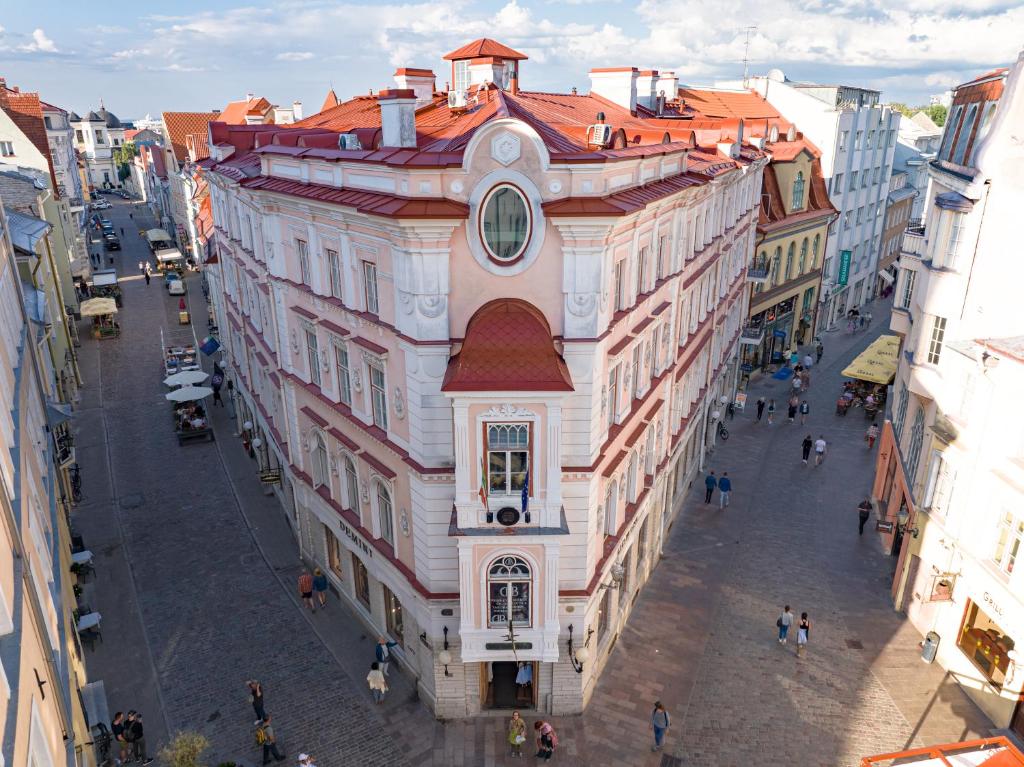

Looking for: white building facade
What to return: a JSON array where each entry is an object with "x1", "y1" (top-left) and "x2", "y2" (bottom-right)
[
  {"x1": 201, "y1": 41, "x2": 766, "y2": 717},
  {"x1": 736, "y1": 73, "x2": 899, "y2": 327},
  {"x1": 70, "y1": 107, "x2": 126, "y2": 191},
  {"x1": 874, "y1": 57, "x2": 1024, "y2": 737}
]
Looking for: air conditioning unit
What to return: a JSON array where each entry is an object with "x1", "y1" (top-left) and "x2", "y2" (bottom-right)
[
  {"x1": 589, "y1": 123, "x2": 612, "y2": 147},
  {"x1": 448, "y1": 90, "x2": 468, "y2": 109},
  {"x1": 338, "y1": 133, "x2": 362, "y2": 150}
]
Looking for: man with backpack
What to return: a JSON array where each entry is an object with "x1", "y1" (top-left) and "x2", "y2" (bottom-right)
[
  {"x1": 124, "y1": 711, "x2": 153, "y2": 765},
  {"x1": 257, "y1": 715, "x2": 286, "y2": 764}
]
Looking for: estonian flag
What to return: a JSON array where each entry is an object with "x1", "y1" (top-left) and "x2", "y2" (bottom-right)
[{"x1": 521, "y1": 468, "x2": 529, "y2": 514}]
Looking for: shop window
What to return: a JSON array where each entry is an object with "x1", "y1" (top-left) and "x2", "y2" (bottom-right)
[
  {"x1": 487, "y1": 423, "x2": 529, "y2": 495},
  {"x1": 383, "y1": 584, "x2": 404, "y2": 645},
  {"x1": 958, "y1": 600, "x2": 1014, "y2": 689},
  {"x1": 487, "y1": 555, "x2": 531, "y2": 628},
  {"x1": 343, "y1": 456, "x2": 359, "y2": 511},
  {"x1": 352, "y1": 553, "x2": 370, "y2": 608},
  {"x1": 994, "y1": 509, "x2": 1023, "y2": 575},
  {"x1": 324, "y1": 524, "x2": 344, "y2": 579}
]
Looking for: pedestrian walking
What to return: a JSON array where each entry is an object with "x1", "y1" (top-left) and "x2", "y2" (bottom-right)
[
  {"x1": 726, "y1": 401, "x2": 735, "y2": 420},
  {"x1": 144, "y1": 271, "x2": 151, "y2": 286},
  {"x1": 799, "y1": 400, "x2": 810, "y2": 425},
  {"x1": 815, "y1": 338, "x2": 824, "y2": 363},
  {"x1": 717, "y1": 473, "x2": 731, "y2": 508},
  {"x1": 801, "y1": 369, "x2": 810, "y2": 390},
  {"x1": 777, "y1": 605, "x2": 794, "y2": 643},
  {"x1": 756, "y1": 397, "x2": 766, "y2": 421},
  {"x1": 211, "y1": 370, "x2": 225, "y2": 406},
  {"x1": 865, "y1": 311, "x2": 873, "y2": 327},
  {"x1": 801, "y1": 434, "x2": 813, "y2": 465},
  {"x1": 803, "y1": 353, "x2": 814, "y2": 369},
  {"x1": 129, "y1": 212, "x2": 134, "y2": 220},
  {"x1": 534, "y1": 721, "x2": 557, "y2": 761},
  {"x1": 375, "y1": 636, "x2": 398, "y2": 676},
  {"x1": 766, "y1": 399, "x2": 776, "y2": 425},
  {"x1": 508, "y1": 711, "x2": 527, "y2": 757},
  {"x1": 792, "y1": 374, "x2": 803, "y2": 395},
  {"x1": 247, "y1": 680, "x2": 265, "y2": 724},
  {"x1": 120, "y1": 227, "x2": 125, "y2": 236},
  {"x1": 257, "y1": 715, "x2": 286, "y2": 763},
  {"x1": 367, "y1": 662, "x2": 388, "y2": 704},
  {"x1": 111, "y1": 712, "x2": 129, "y2": 764},
  {"x1": 650, "y1": 701, "x2": 671, "y2": 752},
  {"x1": 126, "y1": 712, "x2": 153, "y2": 765},
  {"x1": 787, "y1": 395, "x2": 798, "y2": 423},
  {"x1": 865, "y1": 423, "x2": 879, "y2": 449},
  {"x1": 814, "y1": 435, "x2": 827, "y2": 465},
  {"x1": 858, "y1": 499, "x2": 873, "y2": 535},
  {"x1": 789, "y1": 349, "x2": 800, "y2": 368},
  {"x1": 312, "y1": 568, "x2": 328, "y2": 609},
  {"x1": 796, "y1": 612, "x2": 811, "y2": 656},
  {"x1": 704, "y1": 471, "x2": 716, "y2": 503},
  {"x1": 298, "y1": 569, "x2": 315, "y2": 611}
]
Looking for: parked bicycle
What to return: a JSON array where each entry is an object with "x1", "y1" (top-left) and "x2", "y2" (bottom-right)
[
  {"x1": 69, "y1": 463, "x2": 82, "y2": 502},
  {"x1": 717, "y1": 421, "x2": 729, "y2": 441},
  {"x1": 91, "y1": 722, "x2": 113, "y2": 767}
]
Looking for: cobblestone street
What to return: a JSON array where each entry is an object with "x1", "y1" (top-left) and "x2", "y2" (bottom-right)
[{"x1": 71, "y1": 196, "x2": 992, "y2": 767}]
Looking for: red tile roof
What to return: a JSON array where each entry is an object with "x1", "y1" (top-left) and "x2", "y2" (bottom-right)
[
  {"x1": 162, "y1": 111, "x2": 221, "y2": 163},
  {"x1": 220, "y1": 96, "x2": 272, "y2": 125},
  {"x1": 443, "y1": 38, "x2": 528, "y2": 61},
  {"x1": 678, "y1": 86, "x2": 793, "y2": 139},
  {"x1": 0, "y1": 86, "x2": 59, "y2": 194},
  {"x1": 758, "y1": 156, "x2": 835, "y2": 230},
  {"x1": 241, "y1": 175, "x2": 469, "y2": 219},
  {"x1": 319, "y1": 88, "x2": 339, "y2": 114},
  {"x1": 442, "y1": 299, "x2": 573, "y2": 392}
]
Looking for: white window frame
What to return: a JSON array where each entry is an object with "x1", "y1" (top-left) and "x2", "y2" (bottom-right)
[
  {"x1": 343, "y1": 455, "x2": 359, "y2": 511},
  {"x1": 297, "y1": 239, "x2": 311, "y2": 285},
  {"x1": 374, "y1": 481, "x2": 394, "y2": 546},
  {"x1": 922, "y1": 449, "x2": 954, "y2": 517},
  {"x1": 994, "y1": 509, "x2": 1022, "y2": 576},
  {"x1": 334, "y1": 343, "x2": 352, "y2": 406},
  {"x1": 927, "y1": 316, "x2": 947, "y2": 365},
  {"x1": 305, "y1": 328, "x2": 321, "y2": 387},
  {"x1": 369, "y1": 362, "x2": 388, "y2": 430},
  {"x1": 900, "y1": 269, "x2": 916, "y2": 309},
  {"x1": 363, "y1": 261, "x2": 379, "y2": 315},
  {"x1": 311, "y1": 430, "x2": 329, "y2": 489},
  {"x1": 486, "y1": 423, "x2": 530, "y2": 497},
  {"x1": 486, "y1": 555, "x2": 533, "y2": 628},
  {"x1": 327, "y1": 248, "x2": 343, "y2": 299},
  {"x1": 606, "y1": 365, "x2": 619, "y2": 428}
]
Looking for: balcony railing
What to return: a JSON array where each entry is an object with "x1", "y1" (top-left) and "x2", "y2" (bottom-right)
[
  {"x1": 53, "y1": 429, "x2": 74, "y2": 466},
  {"x1": 902, "y1": 228, "x2": 925, "y2": 257},
  {"x1": 746, "y1": 263, "x2": 769, "y2": 283},
  {"x1": 740, "y1": 323, "x2": 765, "y2": 345}
]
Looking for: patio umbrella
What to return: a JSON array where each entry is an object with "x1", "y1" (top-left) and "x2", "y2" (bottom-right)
[
  {"x1": 80, "y1": 297, "x2": 118, "y2": 317},
  {"x1": 163, "y1": 370, "x2": 209, "y2": 387},
  {"x1": 165, "y1": 385, "x2": 214, "y2": 403}
]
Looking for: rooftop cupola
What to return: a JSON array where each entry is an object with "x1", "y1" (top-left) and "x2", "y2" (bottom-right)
[{"x1": 443, "y1": 38, "x2": 528, "y2": 99}]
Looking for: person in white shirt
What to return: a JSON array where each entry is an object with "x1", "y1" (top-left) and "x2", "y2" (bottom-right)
[
  {"x1": 814, "y1": 436, "x2": 827, "y2": 466},
  {"x1": 777, "y1": 605, "x2": 795, "y2": 643}
]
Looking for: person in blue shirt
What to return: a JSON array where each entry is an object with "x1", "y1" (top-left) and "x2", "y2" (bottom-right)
[
  {"x1": 718, "y1": 473, "x2": 732, "y2": 508},
  {"x1": 704, "y1": 471, "x2": 716, "y2": 503},
  {"x1": 375, "y1": 636, "x2": 399, "y2": 676}
]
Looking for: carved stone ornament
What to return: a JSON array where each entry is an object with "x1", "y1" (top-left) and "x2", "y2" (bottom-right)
[
  {"x1": 417, "y1": 294, "x2": 447, "y2": 319},
  {"x1": 643, "y1": 343, "x2": 652, "y2": 366},
  {"x1": 290, "y1": 329, "x2": 300, "y2": 356},
  {"x1": 600, "y1": 385, "x2": 607, "y2": 416},
  {"x1": 623, "y1": 366, "x2": 632, "y2": 397},
  {"x1": 359, "y1": 482, "x2": 370, "y2": 505},
  {"x1": 394, "y1": 387, "x2": 406, "y2": 420},
  {"x1": 398, "y1": 290, "x2": 414, "y2": 315},
  {"x1": 329, "y1": 454, "x2": 339, "y2": 476},
  {"x1": 352, "y1": 369, "x2": 363, "y2": 392},
  {"x1": 451, "y1": 180, "x2": 464, "y2": 194},
  {"x1": 320, "y1": 349, "x2": 331, "y2": 372},
  {"x1": 482, "y1": 404, "x2": 535, "y2": 419},
  {"x1": 548, "y1": 180, "x2": 562, "y2": 194},
  {"x1": 400, "y1": 508, "x2": 410, "y2": 536},
  {"x1": 566, "y1": 292, "x2": 597, "y2": 318},
  {"x1": 491, "y1": 131, "x2": 521, "y2": 166},
  {"x1": 619, "y1": 481, "x2": 626, "y2": 499}
]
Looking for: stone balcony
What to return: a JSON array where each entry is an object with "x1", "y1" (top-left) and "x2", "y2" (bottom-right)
[
  {"x1": 746, "y1": 263, "x2": 769, "y2": 283},
  {"x1": 901, "y1": 226, "x2": 926, "y2": 259}
]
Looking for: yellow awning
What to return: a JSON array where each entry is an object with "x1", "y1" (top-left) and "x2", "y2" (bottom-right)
[
  {"x1": 842, "y1": 334, "x2": 901, "y2": 384},
  {"x1": 80, "y1": 297, "x2": 118, "y2": 317}
]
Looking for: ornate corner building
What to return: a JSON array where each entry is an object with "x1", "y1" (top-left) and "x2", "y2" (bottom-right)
[{"x1": 200, "y1": 39, "x2": 769, "y2": 717}]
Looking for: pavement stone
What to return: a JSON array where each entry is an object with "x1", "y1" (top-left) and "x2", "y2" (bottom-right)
[{"x1": 70, "y1": 201, "x2": 993, "y2": 767}]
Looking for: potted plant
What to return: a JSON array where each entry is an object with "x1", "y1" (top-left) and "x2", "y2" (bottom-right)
[{"x1": 158, "y1": 732, "x2": 209, "y2": 767}]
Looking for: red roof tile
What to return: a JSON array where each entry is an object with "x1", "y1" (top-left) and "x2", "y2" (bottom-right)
[
  {"x1": 442, "y1": 299, "x2": 574, "y2": 392},
  {"x1": 220, "y1": 96, "x2": 272, "y2": 125},
  {"x1": 0, "y1": 86, "x2": 58, "y2": 194},
  {"x1": 443, "y1": 38, "x2": 528, "y2": 61},
  {"x1": 162, "y1": 111, "x2": 221, "y2": 163}
]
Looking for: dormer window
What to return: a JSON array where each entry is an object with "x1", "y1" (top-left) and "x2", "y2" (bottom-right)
[
  {"x1": 454, "y1": 60, "x2": 470, "y2": 95},
  {"x1": 792, "y1": 171, "x2": 805, "y2": 210}
]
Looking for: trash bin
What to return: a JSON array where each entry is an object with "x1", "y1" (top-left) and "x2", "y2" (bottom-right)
[{"x1": 921, "y1": 631, "x2": 940, "y2": 663}]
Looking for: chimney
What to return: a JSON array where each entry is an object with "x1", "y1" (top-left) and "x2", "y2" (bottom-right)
[
  {"x1": 509, "y1": 70, "x2": 519, "y2": 95},
  {"x1": 635, "y1": 70, "x2": 659, "y2": 110},
  {"x1": 377, "y1": 89, "x2": 417, "y2": 148},
  {"x1": 292, "y1": 101, "x2": 303, "y2": 120},
  {"x1": 656, "y1": 71, "x2": 679, "y2": 102},
  {"x1": 589, "y1": 68, "x2": 639, "y2": 112},
  {"x1": 393, "y1": 68, "x2": 436, "y2": 107},
  {"x1": 246, "y1": 92, "x2": 255, "y2": 101}
]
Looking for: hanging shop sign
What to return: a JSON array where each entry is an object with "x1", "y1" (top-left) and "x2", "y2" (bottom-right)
[
  {"x1": 259, "y1": 468, "x2": 282, "y2": 484},
  {"x1": 838, "y1": 250, "x2": 852, "y2": 286}
]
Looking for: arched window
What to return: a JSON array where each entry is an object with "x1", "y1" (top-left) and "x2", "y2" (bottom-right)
[
  {"x1": 798, "y1": 238, "x2": 809, "y2": 274},
  {"x1": 375, "y1": 482, "x2": 394, "y2": 545},
  {"x1": 626, "y1": 452, "x2": 639, "y2": 502},
  {"x1": 770, "y1": 247, "x2": 781, "y2": 286},
  {"x1": 488, "y1": 423, "x2": 529, "y2": 495},
  {"x1": 311, "y1": 431, "x2": 329, "y2": 489},
  {"x1": 604, "y1": 481, "x2": 617, "y2": 536},
  {"x1": 785, "y1": 242, "x2": 795, "y2": 281},
  {"x1": 487, "y1": 555, "x2": 531, "y2": 627},
  {"x1": 792, "y1": 171, "x2": 805, "y2": 210},
  {"x1": 952, "y1": 105, "x2": 978, "y2": 165},
  {"x1": 343, "y1": 456, "x2": 359, "y2": 510},
  {"x1": 906, "y1": 408, "x2": 926, "y2": 481},
  {"x1": 812, "y1": 234, "x2": 821, "y2": 267},
  {"x1": 893, "y1": 384, "x2": 909, "y2": 439}
]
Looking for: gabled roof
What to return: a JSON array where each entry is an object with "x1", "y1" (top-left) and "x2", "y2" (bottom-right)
[
  {"x1": 442, "y1": 299, "x2": 573, "y2": 392},
  {"x1": 0, "y1": 86, "x2": 59, "y2": 194},
  {"x1": 220, "y1": 97, "x2": 272, "y2": 125},
  {"x1": 320, "y1": 88, "x2": 339, "y2": 114},
  {"x1": 162, "y1": 111, "x2": 221, "y2": 163},
  {"x1": 443, "y1": 38, "x2": 528, "y2": 61},
  {"x1": 758, "y1": 155, "x2": 835, "y2": 231}
]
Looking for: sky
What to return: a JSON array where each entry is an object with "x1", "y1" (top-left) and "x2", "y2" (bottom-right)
[{"x1": 0, "y1": 0, "x2": 1021, "y2": 121}]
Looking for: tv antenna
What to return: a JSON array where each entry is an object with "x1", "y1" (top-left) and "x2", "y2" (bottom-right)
[{"x1": 741, "y1": 26, "x2": 758, "y2": 86}]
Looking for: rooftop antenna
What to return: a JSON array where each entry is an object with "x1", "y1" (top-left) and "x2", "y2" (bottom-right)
[{"x1": 741, "y1": 26, "x2": 758, "y2": 87}]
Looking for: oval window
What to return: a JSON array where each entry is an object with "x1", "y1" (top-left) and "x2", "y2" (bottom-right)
[{"x1": 481, "y1": 185, "x2": 530, "y2": 263}]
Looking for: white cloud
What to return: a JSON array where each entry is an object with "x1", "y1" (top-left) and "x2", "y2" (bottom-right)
[
  {"x1": 20, "y1": 28, "x2": 58, "y2": 53},
  {"x1": 275, "y1": 51, "x2": 314, "y2": 61}
]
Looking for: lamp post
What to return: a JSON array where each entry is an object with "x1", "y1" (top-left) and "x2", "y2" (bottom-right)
[
  {"x1": 438, "y1": 625, "x2": 453, "y2": 677},
  {"x1": 567, "y1": 623, "x2": 593, "y2": 673},
  {"x1": 896, "y1": 507, "x2": 919, "y2": 539}
]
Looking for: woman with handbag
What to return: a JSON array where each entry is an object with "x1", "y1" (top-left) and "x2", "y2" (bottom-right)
[{"x1": 507, "y1": 711, "x2": 526, "y2": 757}]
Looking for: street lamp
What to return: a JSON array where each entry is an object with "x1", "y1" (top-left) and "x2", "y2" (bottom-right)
[
  {"x1": 567, "y1": 623, "x2": 593, "y2": 674},
  {"x1": 439, "y1": 625, "x2": 453, "y2": 676},
  {"x1": 896, "y1": 508, "x2": 919, "y2": 538},
  {"x1": 598, "y1": 563, "x2": 625, "y2": 591}
]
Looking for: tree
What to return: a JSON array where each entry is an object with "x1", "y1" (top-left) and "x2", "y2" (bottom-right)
[
  {"x1": 889, "y1": 102, "x2": 914, "y2": 118},
  {"x1": 922, "y1": 104, "x2": 948, "y2": 127},
  {"x1": 158, "y1": 732, "x2": 209, "y2": 767},
  {"x1": 114, "y1": 141, "x2": 138, "y2": 182}
]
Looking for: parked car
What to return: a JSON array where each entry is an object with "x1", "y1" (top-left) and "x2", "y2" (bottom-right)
[
  {"x1": 103, "y1": 235, "x2": 121, "y2": 251},
  {"x1": 167, "y1": 279, "x2": 186, "y2": 296},
  {"x1": 90, "y1": 201, "x2": 111, "y2": 211}
]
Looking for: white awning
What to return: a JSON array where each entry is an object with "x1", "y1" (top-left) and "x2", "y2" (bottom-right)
[
  {"x1": 156, "y1": 248, "x2": 184, "y2": 262},
  {"x1": 877, "y1": 269, "x2": 895, "y2": 285}
]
